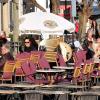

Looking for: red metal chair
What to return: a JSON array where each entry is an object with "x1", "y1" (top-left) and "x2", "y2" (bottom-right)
[
  {"x1": 38, "y1": 56, "x2": 50, "y2": 69},
  {"x1": 15, "y1": 52, "x2": 31, "y2": 82},
  {"x1": 73, "y1": 50, "x2": 87, "y2": 65},
  {"x1": 21, "y1": 60, "x2": 48, "y2": 84},
  {"x1": 57, "y1": 53, "x2": 66, "y2": 66},
  {"x1": 0, "y1": 61, "x2": 15, "y2": 83},
  {"x1": 16, "y1": 52, "x2": 31, "y2": 60},
  {"x1": 30, "y1": 51, "x2": 43, "y2": 68}
]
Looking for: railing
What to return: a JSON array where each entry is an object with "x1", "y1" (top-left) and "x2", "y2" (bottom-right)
[{"x1": 9, "y1": 42, "x2": 21, "y2": 55}]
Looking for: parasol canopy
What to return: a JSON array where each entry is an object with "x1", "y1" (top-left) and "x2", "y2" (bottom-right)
[{"x1": 19, "y1": 12, "x2": 75, "y2": 36}]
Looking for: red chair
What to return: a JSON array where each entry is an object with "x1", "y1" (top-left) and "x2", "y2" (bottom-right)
[
  {"x1": 0, "y1": 61, "x2": 15, "y2": 83},
  {"x1": 91, "y1": 62, "x2": 100, "y2": 84},
  {"x1": 16, "y1": 52, "x2": 31, "y2": 60},
  {"x1": 81, "y1": 59, "x2": 94, "y2": 86},
  {"x1": 56, "y1": 62, "x2": 84, "y2": 85},
  {"x1": 21, "y1": 60, "x2": 48, "y2": 84},
  {"x1": 15, "y1": 52, "x2": 31, "y2": 82},
  {"x1": 73, "y1": 50, "x2": 87, "y2": 65},
  {"x1": 30, "y1": 51, "x2": 43, "y2": 68},
  {"x1": 14, "y1": 60, "x2": 25, "y2": 82},
  {"x1": 38, "y1": 56, "x2": 50, "y2": 69},
  {"x1": 57, "y1": 53, "x2": 66, "y2": 66}
]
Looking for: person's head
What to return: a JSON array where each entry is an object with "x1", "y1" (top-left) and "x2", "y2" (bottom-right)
[
  {"x1": 91, "y1": 20, "x2": 97, "y2": 28},
  {"x1": 97, "y1": 38, "x2": 100, "y2": 43},
  {"x1": 24, "y1": 37, "x2": 31, "y2": 47},
  {"x1": 0, "y1": 31, "x2": 6, "y2": 38},
  {"x1": 1, "y1": 43, "x2": 10, "y2": 55}
]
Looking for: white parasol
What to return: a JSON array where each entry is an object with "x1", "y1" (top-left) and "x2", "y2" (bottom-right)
[{"x1": 19, "y1": 12, "x2": 75, "y2": 36}]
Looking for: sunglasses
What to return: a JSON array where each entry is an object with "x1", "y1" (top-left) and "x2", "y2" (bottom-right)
[{"x1": 24, "y1": 42, "x2": 30, "y2": 43}]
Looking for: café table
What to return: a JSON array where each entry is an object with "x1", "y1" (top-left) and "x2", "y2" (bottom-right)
[
  {"x1": 41, "y1": 84, "x2": 87, "y2": 91},
  {"x1": 67, "y1": 63, "x2": 75, "y2": 66},
  {"x1": 53, "y1": 66, "x2": 74, "y2": 80},
  {"x1": 0, "y1": 90, "x2": 20, "y2": 100},
  {"x1": 67, "y1": 63, "x2": 84, "y2": 66},
  {"x1": 0, "y1": 84, "x2": 43, "y2": 100},
  {"x1": 0, "y1": 90, "x2": 18, "y2": 94},
  {"x1": 91, "y1": 85, "x2": 100, "y2": 91},
  {"x1": 36, "y1": 69, "x2": 65, "y2": 84},
  {"x1": 20, "y1": 89, "x2": 70, "y2": 100},
  {"x1": 0, "y1": 83, "x2": 42, "y2": 89},
  {"x1": 70, "y1": 91, "x2": 100, "y2": 100},
  {"x1": 53, "y1": 66, "x2": 74, "y2": 70}
]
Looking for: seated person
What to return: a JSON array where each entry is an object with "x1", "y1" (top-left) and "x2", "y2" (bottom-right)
[
  {"x1": 0, "y1": 43, "x2": 14, "y2": 72},
  {"x1": 93, "y1": 38, "x2": 100, "y2": 59},
  {"x1": 86, "y1": 41, "x2": 95, "y2": 60},
  {"x1": 19, "y1": 37, "x2": 38, "y2": 53},
  {"x1": 0, "y1": 31, "x2": 7, "y2": 47},
  {"x1": 71, "y1": 33, "x2": 83, "y2": 52}
]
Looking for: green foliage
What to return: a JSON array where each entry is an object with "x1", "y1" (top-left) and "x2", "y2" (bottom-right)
[{"x1": 9, "y1": 34, "x2": 13, "y2": 41}]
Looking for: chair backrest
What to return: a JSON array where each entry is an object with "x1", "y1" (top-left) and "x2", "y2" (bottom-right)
[
  {"x1": 14, "y1": 60, "x2": 25, "y2": 78},
  {"x1": 57, "y1": 54, "x2": 66, "y2": 66},
  {"x1": 44, "y1": 51, "x2": 58, "y2": 63},
  {"x1": 30, "y1": 51, "x2": 42, "y2": 66},
  {"x1": 2, "y1": 61, "x2": 15, "y2": 82},
  {"x1": 15, "y1": 52, "x2": 32, "y2": 70},
  {"x1": 82, "y1": 59, "x2": 94, "y2": 75},
  {"x1": 73, "y1": 67, "x2": 81, "y2": 78},
  {"x1": 21, "y1": 60, "x2": 36, "y2": 76},
  {"x1": 14, "y1": 60, "x2": 22, "y2": 69},
  {"x1": 21, "y1": 60, "x2": 37, "y2": 83},
  {"x1": 16, "y1": 52, "x2": 31, "y2": 61},
  {"x1": 89, "y1": 63, "x2": 94, "y2": 74},
  {"x1": 73, "y1": 50, "x2": 87, "y2": 64},
  {"x1": 3, "y1": 61, "x2": 15, "y2": 72},
  {"x1": 14, "y1": 59, "x2": 29, "y2": 72},
  {"x1": 82, "y1": 64, "x2": 90, "y2": 75},
  {"x1": 39, "y1": 38, "x2": 60, "y2": 51},
  {"x1": 38, "y1": 56, "x2": 50, "y2": 69}
]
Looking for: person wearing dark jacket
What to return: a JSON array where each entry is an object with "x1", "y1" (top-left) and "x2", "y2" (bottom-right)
[
  {"x1": 19, "y1": 37, "x2": 38, "y2": 53},
  {"x1": 0, "y1": 31, "x2": 7, "y2": 47}
]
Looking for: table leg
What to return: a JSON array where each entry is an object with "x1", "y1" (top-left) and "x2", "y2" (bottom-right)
[
  {"x1": 24, "y1": 94, "x2": 37, "y2": 100},
  {"x1": 48, "y1": 75, "x2": 55, "y2": 84}
]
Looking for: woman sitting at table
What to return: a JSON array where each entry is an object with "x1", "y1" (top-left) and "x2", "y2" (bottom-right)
[
  {"x1": 19, "y1": 37, "x2": 38, "y2": 53},
  {"x1": 82, "y1": 28, "x2": 95, "y2": 60}
]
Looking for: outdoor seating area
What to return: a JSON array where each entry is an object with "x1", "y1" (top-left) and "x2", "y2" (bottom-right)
[
  {"x1": 1, "y1": 0, "x2": 100, "y2": 100},
  {"x1": 0, "y1": 50, "x2": 100, "y2": 100}
]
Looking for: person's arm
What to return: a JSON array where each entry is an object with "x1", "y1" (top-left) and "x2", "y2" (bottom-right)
[{"x1": 0, "y1": 56, "x2": 6, "y2": 69}]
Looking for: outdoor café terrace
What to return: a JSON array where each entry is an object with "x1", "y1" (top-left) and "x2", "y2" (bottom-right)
[{"x1": 0, "y1": 49, "x2": 100, "y2": 100}]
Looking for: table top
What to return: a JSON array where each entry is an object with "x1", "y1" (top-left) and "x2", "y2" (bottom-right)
[
  {"x1": 41, "y1": 84, "x2": 87, "y2": 89},
  {"x1": 67, "y1": 63, "x2": 75, "y2": 66},
  {"x1": 53, "y1": 66, "x2": 74, "y2": 70},
  {"x1": 0, "y1": 84, "x2": 42, "y2": 88},
  {"x1": 36, "y1": 69, "x2": 65, "y2": 73},
  {"x1": 0, "y1": 90, "x2": 19, "y2": 94},
  {"x1": 38, "y1": 90, "x2": 70, "y2": 95},
  {"x1": 20, "y1": 90, "x2": 70, "y2": 95},
  {"x1": 91, "y1": 86, "x2": 100, "y2": 89},
  {"x1": 70, "y1": 91, "x2": 100, "y2": 96},
  {"x1": 67, "y1": 63, "x2": 84, "y2": 66}
]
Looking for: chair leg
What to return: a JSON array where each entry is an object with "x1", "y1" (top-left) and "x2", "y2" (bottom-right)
[{"x1": 7, "y1": 94, "x2": 22, "y2": 100}]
